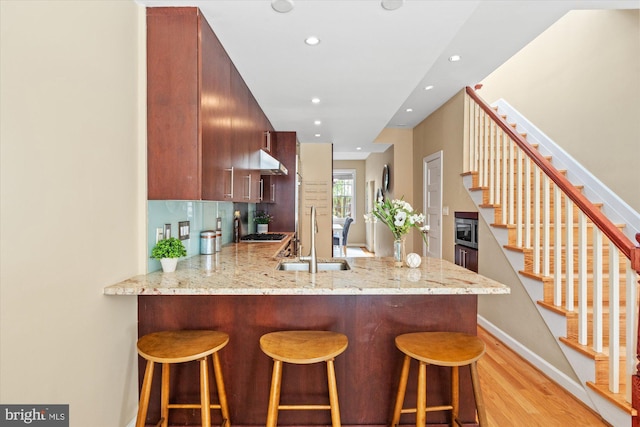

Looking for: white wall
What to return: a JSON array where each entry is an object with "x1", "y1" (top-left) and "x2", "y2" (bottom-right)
[{"x1": 0, "y1": 1, "x2": 144, "y2": 425}]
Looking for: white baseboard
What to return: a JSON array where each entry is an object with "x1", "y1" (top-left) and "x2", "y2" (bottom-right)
[{"x1": 477, "y1": 315, "x2": 596, "y2": 411}]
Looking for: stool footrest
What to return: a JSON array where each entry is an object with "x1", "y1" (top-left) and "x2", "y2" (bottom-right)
[
  {"x1": 167, "y1": 403, "x2": 223, "y2": 410},
  {"x1": 279, "y1": 404, "x2": 332, "y2": 411},
  {"x1": 400, "y1": 404, "x2": 453, "y2": 415}
]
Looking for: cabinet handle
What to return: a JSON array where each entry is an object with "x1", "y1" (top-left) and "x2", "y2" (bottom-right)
[
  {"x1": 264, "y1": 131, "x2": 271, "y2": 152},
  {"x1": 244, "y1": 174, "x2": 251, "y2": 200},
  {"x1": 271, "y1": 183, "x2": 276, "y2": 203},
  {"x1": 224, "y1": 167, "x2": 234, "y2": 198},
  {"x1": 259, "y1": 179, "x2": 264, "y2": 201}
]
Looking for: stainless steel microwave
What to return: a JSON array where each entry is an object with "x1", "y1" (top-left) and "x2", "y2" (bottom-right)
[{"x1": 455, "y1": 213, "x2": 478, "y2": 249}]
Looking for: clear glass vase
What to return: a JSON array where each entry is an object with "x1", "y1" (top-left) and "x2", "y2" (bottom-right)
[{"x1": 393, "y1": 237, "x2": 406, "y2": 268}]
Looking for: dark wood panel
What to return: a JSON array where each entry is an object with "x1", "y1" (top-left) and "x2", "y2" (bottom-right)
[
  {"x1": 259, "y1": 131, "x2": 297, "y2": 231},
  {"x1": 138, "y1": 294, "x2": 479, "y2": 426},
  {"x1": 147, "y1": 7, "x2": 279, "y2": 203},
  {"x1": 200, "y1": 13, "x2": 232, "y2": 201},
  {"x1": 147, "y1": 8, "x2": 201, "y2": 200}
]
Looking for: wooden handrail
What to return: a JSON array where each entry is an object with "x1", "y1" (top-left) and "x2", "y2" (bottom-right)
[{"x1": 466, "y1": 86, "x2": 638, "y2": 263}]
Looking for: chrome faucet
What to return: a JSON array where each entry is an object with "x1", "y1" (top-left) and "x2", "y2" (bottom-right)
[{"x1": 300, "y1": 205, "x2": 318, "y2": 273}]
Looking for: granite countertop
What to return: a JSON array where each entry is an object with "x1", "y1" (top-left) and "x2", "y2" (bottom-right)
[{"x1": 104, "y1": 236, "x2": 509, "y2": 296}]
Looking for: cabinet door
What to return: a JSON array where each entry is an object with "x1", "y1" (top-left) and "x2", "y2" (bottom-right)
[
  {"x1": 247, "y1": 91, "x2": 264, "y2": 169},
  {"x1": 259, "y1": 131, "x2": 296, "y2": 230},
  {"x1": 147, "y1": 9, "x2": 201, "y2": 200},
  {"x1": 200, "y1": 14, "x2": 232, "y2": 201},
  {"x1": 455, "y1": 245, "x2": 463, "y2": 268},
  {"x1": 466, "y1": 247, "x2": 478, "y2": 272},
  {"x1": 230, "y1": 65, "x2": 250, "y2": 201},
  {"x1": 455, "y1": 245, "x2": 478, "y2": 272},
  {"x1": 261, "y1": 175, "x2": 277, "y2": 204},
  {"x1": 263, "y1": 131, "x2": 275, "y2": 154}
]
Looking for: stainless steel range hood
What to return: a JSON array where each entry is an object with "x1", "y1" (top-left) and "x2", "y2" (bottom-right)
[{"x1": 259, "y1": 149, "x2": 288, "y2": 175}]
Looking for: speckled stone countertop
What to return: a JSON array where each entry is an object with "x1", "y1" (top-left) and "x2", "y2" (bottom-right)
[{"x1": 103, "y1": 236, "x2": 509, "y2": 296}]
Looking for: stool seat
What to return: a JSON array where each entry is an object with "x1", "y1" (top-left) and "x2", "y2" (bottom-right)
[
  {"x1": 395, "y1": 332, "x2": 485, "y2": 366},
  {"x1": 135, "y1": 330, "x2": 231, "y2": 427},
  {"x1": 138, "y1": 330, "x2": 229, "y2": 363},
  {"x1": 260, "y1": 330, "x2": 348, "y2": 364},
  {"x1": 260, "y1": 330, "x2": 348, "y2": 427},
  {"x1": 392, "y1": 331, "x2": 487, "y2": 427}
]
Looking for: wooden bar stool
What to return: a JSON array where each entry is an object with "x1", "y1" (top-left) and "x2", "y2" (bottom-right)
[
  {"x1": 259, "y1": 330, "x2": 348, "y2": 427},
  {"x1": 391, "y1": 332, "x2": 487, "y2": 427},
  {"x1": 135, "y1": 330, "x2": 231, "y2": 427}
]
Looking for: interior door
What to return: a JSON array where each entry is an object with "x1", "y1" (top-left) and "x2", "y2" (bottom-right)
[{"x1": 423, "y1": 152, "x2": 442, "y2": 258}]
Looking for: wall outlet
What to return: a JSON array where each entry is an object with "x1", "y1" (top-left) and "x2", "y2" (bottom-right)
[
  {"x1": 178, "y1": 221, "x2": 190, "y2": 240},
  {"x1": 155, "y1": 228, "x2": 164, "y2": 244}
]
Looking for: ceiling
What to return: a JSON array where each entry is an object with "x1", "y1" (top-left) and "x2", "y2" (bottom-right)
[{"x1": 136, "y1": 0, "x2": 638, "y2": 160}]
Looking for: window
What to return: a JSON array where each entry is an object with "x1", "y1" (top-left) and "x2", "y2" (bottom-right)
[{"x1": 333, "y1": 169, "x2": 356, "y2": 224}]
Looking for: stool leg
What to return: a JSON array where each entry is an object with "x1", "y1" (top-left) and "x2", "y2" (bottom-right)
[
  {"x1": 136, "y1": 360, "x2": 155, "y2": 427},
  {"x1": 212, "y1": 351, "x2": 231, "y2": 427},
  {"x1": 200, "y1": 356, "x2": 212, "y2": 427},
  {"x1": 326, "y1": 359, "x2": 342, "y2": 427},
  {"x1": 391, "y1": 355, "x2": 411, "y2": 427},
  {"x1": 161, "y1": 363, "x2": 170, "y2": 427},
  {"x1": 416, "y1": 361, "x2": 427, "y2": 427},
  {"x1": 469, "y1": 362, "x2": 488, "y2": 427},
  {"x1": 266, "y1": 360, "x2": 283, "y2": 427},
  {"x1": 451, "y1": 365, "x2": 459, "y2": 425}
]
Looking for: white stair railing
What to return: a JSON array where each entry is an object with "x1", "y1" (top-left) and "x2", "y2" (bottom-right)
[{"x1": 465, "y1": 87, "x2": 640, "y2": 405}]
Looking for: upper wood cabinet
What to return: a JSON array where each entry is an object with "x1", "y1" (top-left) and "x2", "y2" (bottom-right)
[
  {"x1": 258, "y1": 131, "x2": 297, "y2": 231},
  {"x1": 147, "y1": 7, "x2": 273, "y2": 201}
]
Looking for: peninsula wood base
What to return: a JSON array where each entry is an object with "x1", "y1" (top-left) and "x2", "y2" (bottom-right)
[{"x1": 138, "y1": 294, "x2": 480, "y2": 426}]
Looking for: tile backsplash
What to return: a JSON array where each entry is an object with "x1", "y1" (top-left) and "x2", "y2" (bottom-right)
[{"x1": 148, "y1": 200, "x2": 257, "y2": 272}]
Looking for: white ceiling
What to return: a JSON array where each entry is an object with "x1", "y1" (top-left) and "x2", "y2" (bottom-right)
[{"x1": 136, "y1": 0, "x2": 638, "y2": 160}]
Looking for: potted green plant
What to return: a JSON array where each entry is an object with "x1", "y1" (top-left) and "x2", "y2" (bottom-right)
[
  {"x1": 254, "y1": 211, "x2": 273, "y2": 234},
  {"x1": 151, "y1": 237, "x2": 187, "y2": 272}
]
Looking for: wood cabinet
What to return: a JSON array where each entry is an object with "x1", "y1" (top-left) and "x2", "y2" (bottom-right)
[
  {"x1": 147, "y1": 7, "x2": 274, "y2": 202},
  {"x1": 262, "y1": 130, "x2": 277, "y2": 154},
  {"x1": 455, "y1": 244, "x2": 478, "y2": 272},
  {"x1": 258, "y1": 131, "x2": 297, "y2": 231},
  {"x1": 260, "y1": 175, "x2": 277, "y2": 203}
]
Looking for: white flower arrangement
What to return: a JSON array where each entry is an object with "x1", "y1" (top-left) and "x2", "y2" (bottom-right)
[{"x1": 372, "y1": 197, "x2": 429, "y2": 243}]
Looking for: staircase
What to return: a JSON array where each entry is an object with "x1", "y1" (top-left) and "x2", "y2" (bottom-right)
[{"x1": 463, "y1": 87, "x2": 640, "y2": 427}]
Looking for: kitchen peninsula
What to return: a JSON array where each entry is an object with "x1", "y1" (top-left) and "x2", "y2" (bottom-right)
[{"x1": 105, "y1": 236, "x2": 509, "y2": 426}]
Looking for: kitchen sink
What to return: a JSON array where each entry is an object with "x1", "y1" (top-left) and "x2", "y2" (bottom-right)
[{"x1": 276, "y1": 260, "x2": 350, "y2": 272}]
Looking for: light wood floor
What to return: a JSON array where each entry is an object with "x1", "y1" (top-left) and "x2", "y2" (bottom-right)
[{"x1": 478, "y1": 327, "x2": 611, "y2": 426}]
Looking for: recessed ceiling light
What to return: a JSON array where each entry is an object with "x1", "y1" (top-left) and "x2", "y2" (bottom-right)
[
  {"x1": 271, "y1": 0, "x2": 294, "y2": 13},
  {"x1": 449, "y1": 55, "x2": 461, "y2": 62},
  {"x1": 315, "y1": 133, "x2": 321, "y2": 137},
  {"x1": 381, "y1": 0, "x2": 404, "y2": 11},
  {"x1": 424, "y1": 85, "x2": 434, "y2": 91},
  {"x1": 406, "y1": 108, "x2": 413, "y2": 112},
  {"x1": 305, "y1": 36, "x2": 320, "y2": 46},
  {"x1": 314, "y1": 120, "x2": 322, "y2": 125},
  {"x1": 356, "y1": 147, "x2": 362, "y2": 151},
  {"x1": 311, "y1": 97, "x2": 320, "y2": 104}
]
